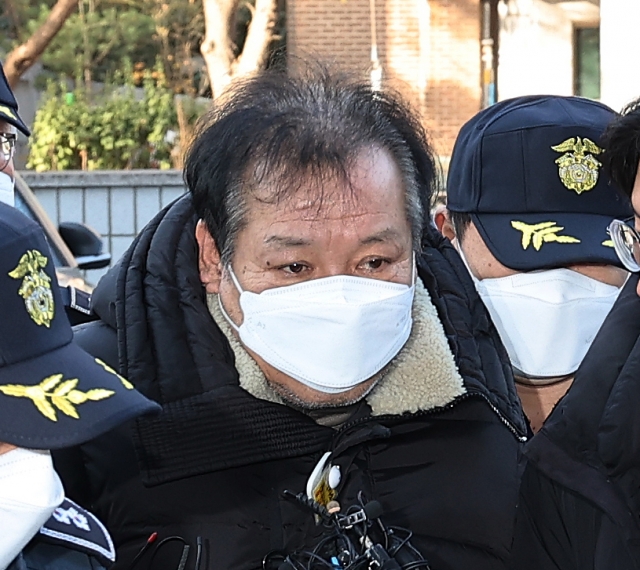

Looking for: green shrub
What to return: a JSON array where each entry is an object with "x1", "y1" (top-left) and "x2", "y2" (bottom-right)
[{"x1": 27, "y1": 65, "x2": 187, "y2": 171}]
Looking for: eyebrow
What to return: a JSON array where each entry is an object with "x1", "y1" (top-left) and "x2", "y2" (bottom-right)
[
  {"x1": 359, "y1": 228, "x2": 404, "y2": 245},
  {"x1": 263, "y1": 228, "x2": 404, "y2": 248},
  {"x1": 263, "y1": 235, "x2": 312, "y2": 248}
]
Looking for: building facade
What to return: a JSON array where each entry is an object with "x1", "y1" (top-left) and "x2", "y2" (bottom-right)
[
  {"x1": 287, "y1": 0, "x2": 482, "y2": 162},
  {"x1": 287, "y1": 0, "x2": 640, "y2": 163}
]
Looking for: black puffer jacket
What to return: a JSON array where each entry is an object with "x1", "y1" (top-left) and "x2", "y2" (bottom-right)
[
  {"x1": 509, "y1": 275, "x2": 640, "y2": 570},
  {"x1": 54, "y1": 196, "x2": 528, "y2": 570}
]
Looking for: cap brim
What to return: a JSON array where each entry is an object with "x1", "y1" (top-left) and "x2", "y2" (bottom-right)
[
  {"x1": 472, "y1": 212, "x2": 623, "y2": 271},
  {"x1": 0, "y1": 340, "x2": 159, "y2": 449},
  {"x1": 0, "y1": 107, "x2": 30, "y2": 137}
]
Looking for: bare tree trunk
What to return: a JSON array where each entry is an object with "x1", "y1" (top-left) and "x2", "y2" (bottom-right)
[
  {"x1": 234, "y1": 0, "x2": 278, "y2": 76},
  {"x1": 200, "y1": 0, "x2": 238, "y2": 99},
  {"x1": 200, "y1": 0, "x2": 278, "y2": 99},
  {"x1": 4, "y1": 0, "x2": 79, "y2": 88}
]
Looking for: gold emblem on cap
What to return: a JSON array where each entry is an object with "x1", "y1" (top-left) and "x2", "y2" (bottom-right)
[
  {"x1": 511, "y1": 221, "x2": 581, "y2": 251},
  {"x1": 0, "y1": 104, "x2": 17, "y2": 121},
  {"x1": 602, "y1": 239, "x2": 615, "y2": 248},
  {"x1": 551, "y1": 137, "x2": 603, "y2": 194},
  {"x1": 8, "y1": 250, "x2": 55, "y2": 327},
  {"x1": 0, "y1": 374, "x2": 114, "y2": 422}
]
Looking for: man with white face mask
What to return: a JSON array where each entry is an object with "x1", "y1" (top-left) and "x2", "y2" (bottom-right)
[
  {"x1": 0, "y1": 203, "x2": 160, "y2": 569},
  {"x1": 53, "y1": 68, "x2": 528, "y2": 570},
  {"x1": 0, "y1": 63, "x2": 29, "y2": 206},
  {"x1": 435, "y1": 95, "x2": 632, "y2": 432},
  {"x1": 505, "y1": 99, "x2": 640, "y2": 570}
]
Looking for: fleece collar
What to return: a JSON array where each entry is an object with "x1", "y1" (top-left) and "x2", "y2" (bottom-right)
[{"x1": 207, "y1": 277, "x2": 466, "y2": 417}]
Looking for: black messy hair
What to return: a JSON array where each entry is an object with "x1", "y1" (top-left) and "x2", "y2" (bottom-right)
[
  {"x1": 184, "y1": 66, "x2": 438, "y2": 262},
  {"x1": 602, "y1": 97, "x2": 640, "y2": 198}
]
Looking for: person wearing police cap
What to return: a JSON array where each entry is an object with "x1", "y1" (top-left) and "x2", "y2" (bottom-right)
[
  {"x1": 436, "y1": 96, "x2": 640, "y2": 569},
  {"x1": 435, "y1": 95, "x2": 632, "y2": 432},
  {"x1": 507, "y1": 99, "x2": 640, "y2": 570},
  {"x1": 0, "y1": 201, "x2": 160, "y2": 569},
  {"x1": 0, "y1": 62, "x2": 30, "y2": 206},
  {"x1": 0, "y1": 61, "x2": 94, "y2": 325}
]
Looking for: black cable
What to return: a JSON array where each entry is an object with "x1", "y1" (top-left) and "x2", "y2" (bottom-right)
[
  {"x1": 194, "y1": 537, "x2": 203, "y2": 570},
  {"x1": 145, "y1": 536, "x2": 189, "y2": 570}
]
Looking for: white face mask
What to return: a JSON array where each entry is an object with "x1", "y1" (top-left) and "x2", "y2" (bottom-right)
[
  {"x1": 219, "y1": 264, "x2": 415, "y2": 394},
  {"x1": 0, "y1": 448, "x2": 64, "y2": 569},
  {"x1": 0, "y1": 172, "x2": 14, "y2": 207},
  {"x1": 458, "y1": 247, "x2": 621, "y2": 381}
]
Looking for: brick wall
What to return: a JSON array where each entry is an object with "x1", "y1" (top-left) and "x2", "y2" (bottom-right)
[{"x1": 287, "y1": 0, "x2": 482, "y2": 161}]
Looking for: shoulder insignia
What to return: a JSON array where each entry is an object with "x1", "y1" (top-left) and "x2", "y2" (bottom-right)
[
  {"x1": 8, "y1": 249, "x2": 55, "y2": 327},
  {"x1": 61, "y1": 286, "x2": 96, "y2": 325},
  {"x1": 551, "y1": 136, "x2": 603, "y2": 194},
  {"x1": 0, "y1": 374, "x2": 115, "y2": 421},
  {"x1": 511, "y1": 220, "x2": 581, "y2": 251},
  {"x1": 38, "y1": 498, "x2": 116, "y2": 564}
]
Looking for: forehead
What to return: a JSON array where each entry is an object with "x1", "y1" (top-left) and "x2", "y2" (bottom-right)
[{"x1": 246, "y1": 146, "x2": 406, "y2": 218}]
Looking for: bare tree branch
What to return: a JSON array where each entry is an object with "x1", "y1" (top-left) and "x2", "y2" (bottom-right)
[
  {"x1": 234, "y1": 0, "x2": 277, "y2": 76},
  {"x1": 200, "y1": 0, "x2": 238, "y2": 98},
  {"x1": 4, "y1": 0, "x2": 79, "y2": 87},
  {"x1": 200, "y1": 0, "x2": 276, "y2": 99}
]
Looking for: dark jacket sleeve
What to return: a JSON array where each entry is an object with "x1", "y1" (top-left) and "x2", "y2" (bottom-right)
[{"x1": 509, "y1": 463, "x2": 636, "y2": 570}]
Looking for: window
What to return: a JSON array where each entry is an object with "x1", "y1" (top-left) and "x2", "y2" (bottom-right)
[{"x1": 574, "y1": 26, "x2": 600, "y2": 100}]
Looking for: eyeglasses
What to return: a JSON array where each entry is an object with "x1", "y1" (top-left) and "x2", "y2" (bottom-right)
[
  {"x1": 0, "y1": 133, "x2": 16, "y2": 171},
  {"x1": 608, "y1": 218, "x2": 640, "y2": 273}
]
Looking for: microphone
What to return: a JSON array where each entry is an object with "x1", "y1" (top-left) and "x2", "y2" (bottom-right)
[{"x1": 274, "y1": 491, "x2": 431, "y2": 570}]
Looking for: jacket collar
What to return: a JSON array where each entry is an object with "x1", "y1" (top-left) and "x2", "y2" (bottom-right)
[{"x1": 207, "y1": 278, "x2": 466, "y2": 417}]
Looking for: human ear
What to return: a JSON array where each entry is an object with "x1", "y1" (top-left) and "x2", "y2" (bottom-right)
[
  {"x1": 195, "y1": 220, "x2": 223, "y2": 294},
  {"x1": 433, "y1": 205, "x2": 456, "y2": 241}
]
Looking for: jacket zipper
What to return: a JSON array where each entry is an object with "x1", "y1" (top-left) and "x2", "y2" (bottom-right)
[{"x1": 333, "y1": 390, "x2": 528, "y2": 447}]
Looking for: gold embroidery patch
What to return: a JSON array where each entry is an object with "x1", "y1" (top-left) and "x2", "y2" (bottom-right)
[
  {"x1": 0, "y1": 374, "x2": 114, "y2": 422},
  {"x1": 95, "y1": 358, "x2": 134, "y2": 389},
  {"x1": 511, "y1": 221, "x2": 581, "y2": 251},
  {"x1": 602, "y1": 239, "x2": 615, "y2": 248},
  {"x1": 0, "y1": 104, "x2": 17, "y2": 121},
  {"x1": 551, "y1": 137, "x2": 603, "y2": 194},
  {"x1": 8, "y1": 250, "x2": 55, "y2": 327}
]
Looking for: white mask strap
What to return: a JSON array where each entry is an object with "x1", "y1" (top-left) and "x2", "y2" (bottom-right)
[
  {"x1": 411, "y1": 251, "x2": 417, "y2": 285},
  {"x1": 217, "y1": 264, "x2": 244, "y2": 333},
  {"x1": 226, "y1": 264, "x2": 245, "y2": 294},
  {"x1": 454, "y1": 242, "x2": 480, "y2": 284}
]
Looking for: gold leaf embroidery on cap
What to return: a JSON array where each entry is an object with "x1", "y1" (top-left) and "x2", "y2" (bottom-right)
[
  {"x1": 0, "y1": 374, "x2": 115, "y2": 422},
  {"x1": 602, "y1": 239, "x2": 615, "y2": 248},
  {"x1": 95, "y1": 358, "x2": 134, "y2": 389},
  {"x1": 0, "y1": 104, "x2": 17, "y2": 121},
  {"x1": 8, "y1": 250, "x2": 55, "y2": 327},
  {"x1": 551, "y1": 137, "x2": 603, "y2": 194},
  {"x1": 511, "y1": 221, "x2": 581, "y2": 251}
]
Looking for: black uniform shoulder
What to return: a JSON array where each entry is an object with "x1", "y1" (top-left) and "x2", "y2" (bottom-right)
[
  {"x1": 60, "y1": 286, "x2": 94, "y2": 326},
  {"x1": 36, "y1": 498, "x2": 116, "y2": 566},
  {"x1": 9, "y1": 498, "x2": 115, "y2": 570}
]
